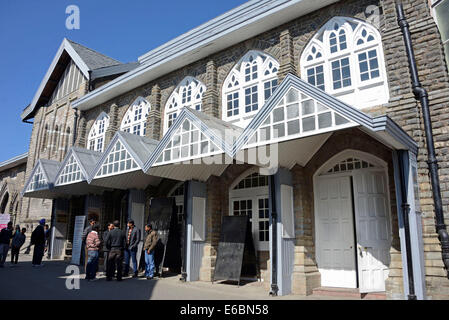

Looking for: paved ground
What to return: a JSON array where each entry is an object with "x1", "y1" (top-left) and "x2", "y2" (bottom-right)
[{"x1": 0, "y1": 252, "x2": 357, "y2": 300}]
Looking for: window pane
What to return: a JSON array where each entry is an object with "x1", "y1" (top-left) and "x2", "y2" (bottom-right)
[
  {"x1": 303, "y1": 116, "x2": 316, "y2": 132},
  {"x1": 436, "y1": 0, "x2": 449, "y2": 41},
  {"x1": 318, "y1": 112, "x2": 332, "y2": 129},
  {"x1": 287, "y1": 120, "x2": 300, "y2": 135}
]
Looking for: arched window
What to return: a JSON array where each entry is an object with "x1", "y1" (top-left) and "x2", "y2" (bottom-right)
[
  {"x1": 223, "y1": 50, "x2": 279, "y2": 127},
  {"x1": 300, "y1": 17, "x2": 389, "y2": 109},
  {"x1": 52, "y1": 125, "x2": 59, "y2": 155},
  {"x1": 41, "y1": 125, "x2": 49, "y2": 153},
  {"x1": 164, "y1": 77, "x2": 206, "y2": 133},
  {"x1": 120, "y1": 97, "x2": 151, "y2": 136},
  {"x1": 64, "y1": 127, "x2": 71, "y2": 155},
  {"x1": 87, "y1": 112, "x2": 109, "y2": 152}
]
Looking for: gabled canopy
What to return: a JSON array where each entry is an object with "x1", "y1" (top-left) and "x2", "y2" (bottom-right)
[
  {"x1": 22, "y1": 159, "x2": 61, "y2": 196},
  {"x1": 88, "y1": 131, "x2": 162, "y2": 190},
  {"x1": 54, "y1": 147, "x2": 103, "y2": 186}
]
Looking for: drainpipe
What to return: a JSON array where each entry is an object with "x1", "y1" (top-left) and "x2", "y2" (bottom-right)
[
  {"x1": 397, "y1": 151, "x2": 417, "y2": 300},
  {"x1": 72, "y1": 109, "x2": 79, "y2": 146},
  {"x1": 180, "y1": 181, "x2": 189, "y2": 282},
  {"x1": 396, "y1": 2, "x2": 449, "y2": 278},
  {"x1": 269, "y1": 175, "x2": 279, "y2": 296}
]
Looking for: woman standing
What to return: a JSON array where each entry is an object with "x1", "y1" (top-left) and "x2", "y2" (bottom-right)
[{"x1": 85, "y1": 224, "x2": 101, "y2": 281}]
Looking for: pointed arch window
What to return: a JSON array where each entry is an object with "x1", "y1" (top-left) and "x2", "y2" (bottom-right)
[
  {"x1": 223, "y1": 51, "x2": 279, "y2": 127},
  {"x1": 301, "y1": 17, "x2": 389, "y2": 109},
  {"x1": 164, "y1": 77, "x2": 206, "y2": 133},
  {"x1": 120, "y1": 97, "x2": 151, "y2": 136},
  {"x1": 87, "y1": 112, "x2": 109, "y2": 152},
  {"x1": 41, "y1": 125, "x2": 49, "y2": 152}
]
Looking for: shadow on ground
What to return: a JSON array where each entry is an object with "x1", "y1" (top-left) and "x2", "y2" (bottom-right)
[{"x1": 0, "y1": 260, "x2": 158, "y2": 300}]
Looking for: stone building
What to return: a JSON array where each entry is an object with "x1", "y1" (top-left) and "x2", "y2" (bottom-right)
[
  {"x1": 0, "y1": 153, "x2": 27, "y2": 226},
  {"x1": 19, "y1": 0, "x2": 449, "y2": 299}
]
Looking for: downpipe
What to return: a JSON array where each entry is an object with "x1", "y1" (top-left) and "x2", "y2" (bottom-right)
[
  {"x1": 269, "y1": 175, "x2": 279, "y2": 296},
  {"x1": 396, "y1": 1, "x2": 449, "y2": 278}
]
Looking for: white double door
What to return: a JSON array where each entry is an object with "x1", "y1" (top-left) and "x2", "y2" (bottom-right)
[{"x1": 315, "y1": 170, "x2": 391, "y2": 293}]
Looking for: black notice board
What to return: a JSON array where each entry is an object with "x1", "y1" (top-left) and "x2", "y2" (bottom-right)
[
  {"x1": 213, "y1": 216, "x2": 258, "y2": 284},
  {"x1": 147, "y1": 198, "x2": 181, "y2": 276}
]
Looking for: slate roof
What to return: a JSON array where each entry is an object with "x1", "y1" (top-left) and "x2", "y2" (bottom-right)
[{"x1": 67, "y1": 39, "x2": 121, "y2": 70}]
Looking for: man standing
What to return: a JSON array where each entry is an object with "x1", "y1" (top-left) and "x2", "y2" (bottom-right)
[
  {"x1": 85, "y1": 224, "x2": 101, "y2": 281},
  {"x1": 31, "y1": 219, "x2": 46, "y2": 267},
  {"x1": 81, "y1": 218, "x2": 97, "y2": 269},
  {"x1": 10, "y1": 227, "x2": 26, "y2": 265},
  {"x1": 0, "y1": 222, "x2": 14, "y2": 267},
  {"x1": 104, "y1": 220, "x2": 126, "y2": 281},
  {"x1": 124, "y1": 219, "x2": 141, "y2": 278},
  {"x1": 144, "y1": 224, "x2": 158, "y2": 280},
  {"x1": 102, "y1": 222, "x2": 114, "y2": 275}
]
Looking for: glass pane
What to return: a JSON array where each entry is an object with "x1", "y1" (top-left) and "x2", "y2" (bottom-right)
[
  {"x1": 286, "y1": 89, "x2": 299, "y2": 103},
  {"x1": 302, "y1": 100, "x2": 315, "y2": 115},
  {"x1": 260, "y1": 127, "x2": 271, "y2": 141},
  {"x1": 318, "y1": 112, "x2": 332, "y2": 129},
  {"x1": 287, "y1": 120, "x2": 300, "y2": 135},
  {"x1": 273, "y1": 123, "x2": 285, "y2": 138},
  {"x1": 335, "y1": 114, "x2": 350, "y2": 125},
  {"x1": 273, "y1": 108, "x2": 284, "y2": 123},
  {"x1": 303, "y1": 116, "x2": 316, "y2": 132},
  {"x1": 287, "y1": 103, "x2": 299, "y2": 119},
  {"x1": 436, "y1": 0, "x2": 449, "y2": 40}
]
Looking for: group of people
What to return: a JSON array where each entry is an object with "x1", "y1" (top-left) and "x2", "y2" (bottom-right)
[
  {"x1": 0, "y1": 219, "x2": 52, "y2": 268},
  {"x1": 81, "y1": 218, "x2": 159, "y2": 282}
]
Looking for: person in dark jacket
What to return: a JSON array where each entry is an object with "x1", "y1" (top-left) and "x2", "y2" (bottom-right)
[
  {"x1": 123, "y1": 219, "x2": 141, "y2": 278},
  {"x1": 11, "y1": 227, "x2": 26, "y2": 265},
  {"x1": 0, "y1": 222, "x2": 14, "y2": 267},
  {"x1": 104, "y1": 220, "x2": 126, "y2": 281},
  {"x1": 144, "y1": 224, "x2": 158, "y2": 280},
  {"x1": 31, "y1": 219, "x2": 46, "y2": 267},
  {"x1": 102, "y1": 222, "x2": 114, "y2": 275}
]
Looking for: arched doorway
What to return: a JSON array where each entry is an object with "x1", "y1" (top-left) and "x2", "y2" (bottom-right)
[
  {"x1": 229, "y1": 169, "x2": 270, "y2": 252},
  {"x1": 313, "y1": 150, "x2": 392, "y2": 293},
  {"x1": 0, "y1": 192, "x2": 9, "y2": 214}
]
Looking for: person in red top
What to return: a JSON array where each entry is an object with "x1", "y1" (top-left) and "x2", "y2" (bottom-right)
[{"x1": 85, "y1": 224, "x2": 101, "y2": 281}]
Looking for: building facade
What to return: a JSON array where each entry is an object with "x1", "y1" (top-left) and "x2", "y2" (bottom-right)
[
  {"x1": 0, "y1": 154, "x2": 27, "y2": 227},
  {"x1": 20, "y1": 0, "x2": 449, "y2": 299}
]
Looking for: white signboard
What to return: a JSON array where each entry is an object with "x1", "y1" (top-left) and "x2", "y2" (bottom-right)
[
  {"x1": 0, "y1": 214, "x2": 10, "y2": 231},
  {"x1": 71, "y1": 216, "x2": 86, "y2": 266}
]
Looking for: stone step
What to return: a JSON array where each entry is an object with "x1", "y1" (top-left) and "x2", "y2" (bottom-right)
[{"x1": 312, "y1": 287, "x2": 386, "y2": 300}]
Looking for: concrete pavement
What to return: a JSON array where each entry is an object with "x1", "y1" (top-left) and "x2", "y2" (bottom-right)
[{"x1": 0, "y1": 252, "x2": 357, "y2": 300}]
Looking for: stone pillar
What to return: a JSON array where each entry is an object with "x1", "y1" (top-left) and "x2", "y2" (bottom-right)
[
  {"x1": 291, "y1": 165, "x2": 321, "y2": 296},
  {"x1": 278, "y1": 29, "x2": 297, "y2": 82},
  {"x1": 105, "y1": 103, "x2": 119, "y2": 147},
  {"x1": 75, "y1": 114, "x2": 87, "y2": 149},
  {"x1": 146, "y1": 84, "x2": 162, "y2": 141},
  {"x1": 202, "y1": 60, "x2": 219, "y2": 118}
]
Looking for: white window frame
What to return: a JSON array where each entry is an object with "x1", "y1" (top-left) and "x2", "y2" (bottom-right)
[
  {"x1": 300, "y1": 17, "x2": 389, "y2": 109},
  {"x1": 120, "y1": 97, "x2": 151, "y2": 136},
  {"x1": 164, "y1": 76, "x2": 206, "y2": 133},
  {"x1": 229, "y1": 169, "x2": 270, "y2": 251},
  {"x1": 87, "y1": 112, "x2": 109, "y2": 152},
  {"x1": 223, "y1": 50, "x2": 279, "y2": 128}
]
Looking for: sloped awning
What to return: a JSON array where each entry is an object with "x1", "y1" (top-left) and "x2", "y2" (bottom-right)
[
  {"x1": 52, "y1": 147, "x2": 109, "y2": 196},
  {"x1": 143, "y1": 107, "x2": 242, "y2": 182},
  {"x1": 88, "y1": 131, "x2": 162, "y2": 190},
  {"x1": 22, "y1": 159, "x2": 62, "y2": 199},
  {"x1": 142, "y1": 73, "x2": 417, "y2": 178}
]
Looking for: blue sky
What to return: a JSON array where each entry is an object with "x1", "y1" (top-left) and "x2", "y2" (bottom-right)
[{"x1": 0, "y1": 0, "x2": 247, "y2": 163}]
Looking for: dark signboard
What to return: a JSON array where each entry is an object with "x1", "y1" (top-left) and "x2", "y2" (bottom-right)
[
  {"x1": 213, "y1": 216, "x2": 258, "y2": 285},
  {"x1": 147, "y1": 198, "x2": 181, "y2": 277}
]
